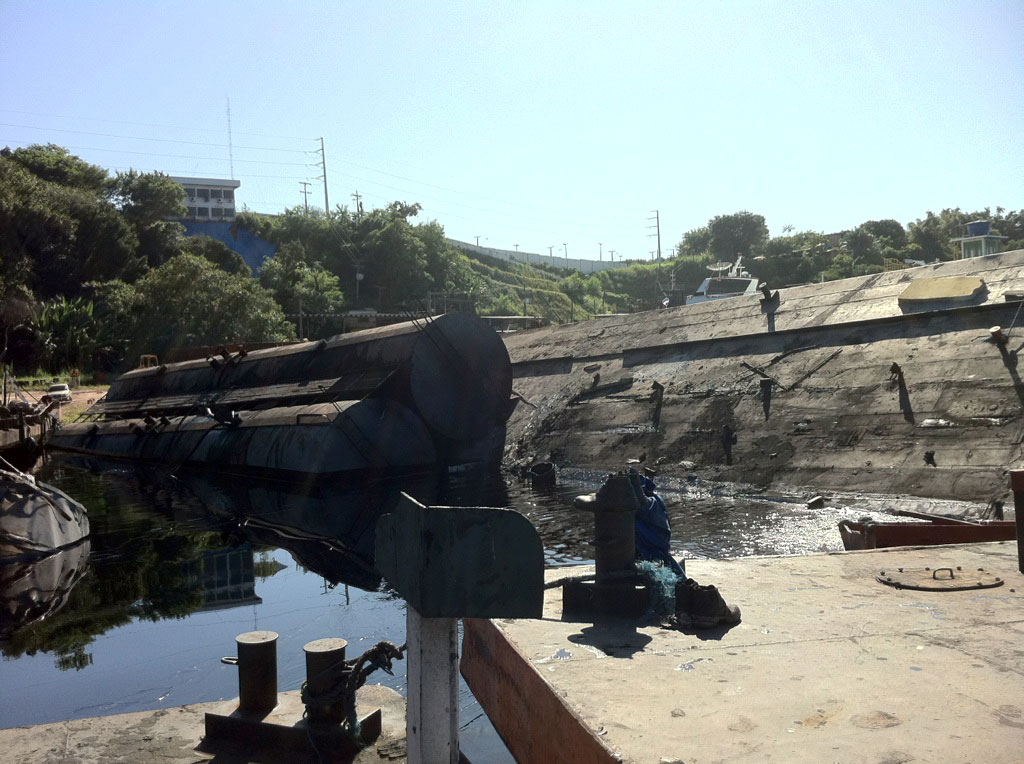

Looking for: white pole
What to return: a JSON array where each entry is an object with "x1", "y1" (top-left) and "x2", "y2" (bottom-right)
[{"x1": 406, "y1": 607, "x2": 459, "y2": 764}]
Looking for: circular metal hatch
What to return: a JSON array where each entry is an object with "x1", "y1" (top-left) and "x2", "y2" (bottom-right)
[{"x1": 876, "y1": 565, "x2": 1005, "y2": 591}]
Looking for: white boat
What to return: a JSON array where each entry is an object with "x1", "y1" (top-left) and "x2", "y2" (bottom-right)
[{"x1": 1, "y1": 467, "x2": 90, "y2": 563}]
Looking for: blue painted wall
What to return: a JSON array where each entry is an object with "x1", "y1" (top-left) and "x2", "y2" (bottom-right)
[{"x1": 181, "y1": 221, "x2": 277, "y2": 272}]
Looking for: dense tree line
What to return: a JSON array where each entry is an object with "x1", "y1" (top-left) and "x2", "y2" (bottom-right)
[
  {"x1": 2, "y1": 144, "x2": 1020, "y2": 375},
  {"x1": 0, "y1": 145, "x2": 296, "y2": 374},
  {"x1": 673, "y1": 209, "x2": 1024, "y2": 290}
]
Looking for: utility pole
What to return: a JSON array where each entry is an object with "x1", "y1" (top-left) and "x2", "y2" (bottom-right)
[
  {"x1": 563, "y1": 242, "x2": 568, "y2": 267},
  {"x1": 475, "y1": 235, "x2": 481, "y2": 246},
  {"x1": 648, "y1": 210, "x2": 662, "y2": 261},
  {"x1": 351, "y1": 191, "x2": 363, "y2": 220},
  {"x1": 317, "y1": 137, "x2": 329, "y2": 216},
  {"x1": 514, "y1": 244, "x2": 519, "y2": 251},
  {"x1": 609, "y1": 250, "x2": 616, "y2": 262},
  {"x1": 548, "y1": 245, "x2": 554, "y2": 265},
  {"x1": 598, "y1": 242, "x2": 603, "y2": 261},
  {"x1": 299, "y1": 181, "x2": 311, "y2": 214}
]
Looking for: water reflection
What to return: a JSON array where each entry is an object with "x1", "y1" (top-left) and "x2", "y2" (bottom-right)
[{"x1": 0, "y1": 456, "x2": 514, "y2": 668}]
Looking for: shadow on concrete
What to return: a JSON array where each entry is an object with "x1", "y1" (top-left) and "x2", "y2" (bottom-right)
[
  {"x1": 897, "y1": 378, "x2": 915, "y2": 423},
  {"x1": 760, "y1": 378, "x2": 773, "y2": 420},
  {"x1": 670, "y1": 620, "x2": 742, "y2": 642},
  {"x1": 566, "y1": 622, "x2": 652, "y2": 658},
  {"x1": 997, "y1": 344, "x2": 1024, "y2": 409}
]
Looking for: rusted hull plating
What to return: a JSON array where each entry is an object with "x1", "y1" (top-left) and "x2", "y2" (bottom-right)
[
  {"x1": 49, "y1": 401, "x2": 438, "y2": 478},
  {"x1": 51, "y1": 313, "x2": 514, "y2": 476}
]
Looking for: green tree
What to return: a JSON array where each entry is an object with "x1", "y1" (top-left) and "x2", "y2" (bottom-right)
[
  {"x1": 32, "y1": 296, "x2": 99, "y2": 372},
  {"x1": 2, "y1": 144, "x2": 109, "y2": 193},
  {"x1": 111, "y1": 254, "x2": 294, "y2": 357},
  {"x1": 182, "y1": 236, "x2": 250, "y2": 275},
  {"x1": 708, "y1": 212, "x2": 769, "y2": 261},
  {"x1": 860, "y1": 219, "x2": 907, "y2": 250},
  {"x1": 259, "y1": 241, "x2": 345, "y2": 338},
  {"x1": 844, "y1": 228, "x2": 882, "y2": 265},
  {"x1": 678, "y1": 226, "x2": 712, "y2": 258},
  {"x1": 110, "y1": 170, "x2": 186, "y2": 267},
  {"x1": 0, "y1": 153, "x2": 141, "y2": 299}
]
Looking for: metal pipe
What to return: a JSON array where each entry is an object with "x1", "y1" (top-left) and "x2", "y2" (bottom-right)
[{"x1": 236, "y1": 630, "x2": 279, "y2": 714}]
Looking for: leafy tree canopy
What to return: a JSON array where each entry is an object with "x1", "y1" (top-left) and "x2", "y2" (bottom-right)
[
  {"x1": 1, "y1": 144, "x2": 109, "y2": 193},
  {"x1": 708, "y1": 212, "x2": 769, "y2": 261},
  {"x1": 104, "y1": 254, "x2": 295, "y2": 358}
]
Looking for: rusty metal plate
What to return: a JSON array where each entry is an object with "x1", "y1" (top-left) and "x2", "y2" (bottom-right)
[{"x1": 876, "y1": 565, "x2": 1005, "y2": 591}]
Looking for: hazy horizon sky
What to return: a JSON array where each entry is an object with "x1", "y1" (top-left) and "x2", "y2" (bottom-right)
[{"x1": 2, "y1": 1, "x2": 1021, "y2": 261}]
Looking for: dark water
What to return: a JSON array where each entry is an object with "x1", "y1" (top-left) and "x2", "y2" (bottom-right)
[{"x1": 0, "y1": 455, "x2": 931, "y2": 759}]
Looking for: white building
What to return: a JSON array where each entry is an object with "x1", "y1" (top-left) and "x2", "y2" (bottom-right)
[{"x1": 170, "y1": 177, "x2": 241, "y2": 222}]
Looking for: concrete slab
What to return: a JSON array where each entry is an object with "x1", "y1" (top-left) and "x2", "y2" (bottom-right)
[
  {"x1": 462, "y1": 543, "x2": 1024, "y2": 764},
  {"x1": 899, "y1": 277, "x2": 986, "y2": 303},
  {"x1": 0, "y1": 684, "x2": 406, "y2": 763}
]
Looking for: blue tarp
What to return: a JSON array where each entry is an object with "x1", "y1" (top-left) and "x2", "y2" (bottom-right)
[
  {"x1": 634, "y1": 473, "x2": 684, "y2": 576},
  {"x1": 180, "y1": 221, "x2": 277, "y2": 273}
]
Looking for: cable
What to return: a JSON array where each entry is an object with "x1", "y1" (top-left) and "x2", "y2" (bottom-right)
[
  {"x1": 0, "y1": 123, "x2": 314, "y2": 152},
  {"x1": 0, "y1": 141, "x2": 312, "y2": 166},
  {"x1": 0, "y1": 108, "x2": 312, "y2": 141}
]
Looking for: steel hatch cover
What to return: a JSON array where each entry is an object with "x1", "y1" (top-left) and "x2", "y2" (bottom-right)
[{"x1": 876, "y1": 565, "x2": 1005, "y2": 591}]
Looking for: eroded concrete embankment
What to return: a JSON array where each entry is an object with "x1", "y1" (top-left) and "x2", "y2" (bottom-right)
[{"x1": 503, "y1": 250, "x2": 1024, "y2": 504}]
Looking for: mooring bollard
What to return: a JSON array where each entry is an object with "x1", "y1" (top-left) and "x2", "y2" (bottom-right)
[
  {"x1": 1011, "y1": 470, "x2": 1024, "y2": 574},
  {"x1": 591, "y1": 474, "x2": 639, "y2": 581},
  {"x1": 235, "y1": 630, "x2": 279, "y2": 714},
  {"x1": 303, "y1": 637, "x2": 348, "y2": 723}
]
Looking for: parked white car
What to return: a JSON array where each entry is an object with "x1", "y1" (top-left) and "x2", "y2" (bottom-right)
[{"x1": 43, "y1": 383, "x2": 72, "y2": 403}]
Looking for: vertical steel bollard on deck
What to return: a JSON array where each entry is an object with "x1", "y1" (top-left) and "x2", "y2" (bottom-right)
[
  {"x1": 236, "y1": 630, "x2": 279, "y2": 714},
  {"x1": 1011, "y1": 470, "x2": 1024, "y2": 574},
  {"x1": 303, "y1": 637, "x2": 348, "y2": 724}
]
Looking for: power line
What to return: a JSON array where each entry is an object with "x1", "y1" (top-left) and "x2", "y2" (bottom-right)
[
  {"x1": 1, "y1": 127, "x2": 643, "y2": 230},
  {"x1": 0, "y1": 122, "x2": 314, "y2": 153},
  {"x1": 0, "y1": 108, "x2": 312, "y2": 141},
  {"x1": 0, "y1": 139, "x2": 310, "y2": 166}
]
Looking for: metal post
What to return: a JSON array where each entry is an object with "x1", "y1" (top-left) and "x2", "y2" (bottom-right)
[
  {"x1": 591, "y1": 474, "x2": 638, "y2": 581},
  {"x1": 406, "y1": 608, "x2": 459, "y2": 764},
  {"x1": 236, "y1": 630, "x2": 279, "y2": 714},
  {"x1": 1011, "y1": 470, "x2": 1024, "y2": 574},
  {"x1": 304, "y1": 637, "x2": 347, "y2": 723}
]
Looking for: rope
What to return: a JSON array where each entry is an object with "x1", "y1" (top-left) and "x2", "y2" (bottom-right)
[{"x1": 299, "y1": 640, "x2": 406, "y2": 737}]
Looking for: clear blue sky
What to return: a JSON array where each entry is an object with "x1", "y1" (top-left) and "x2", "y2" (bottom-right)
[{"x1": 2, "y1": 1, "x2": 1021, "y2": 261}]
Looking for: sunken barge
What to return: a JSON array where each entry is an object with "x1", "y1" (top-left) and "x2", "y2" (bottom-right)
[{"x1": 49, "y1": 313, "x2": 513, "y2": 479}]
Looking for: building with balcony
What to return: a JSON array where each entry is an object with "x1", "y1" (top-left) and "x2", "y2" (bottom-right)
[{"x1": 170, "y1": 176, "x2": 241, "y2": 222}]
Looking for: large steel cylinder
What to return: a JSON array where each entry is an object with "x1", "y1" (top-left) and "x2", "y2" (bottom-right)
[{"x1": 102, "y1": 313, "x2": 512, "y2": 443}]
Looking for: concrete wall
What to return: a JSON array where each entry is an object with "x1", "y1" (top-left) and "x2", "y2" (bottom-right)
[
  {"x1": 449, "y1": 239, "x2": 634, "y2": 275},
  {"x1": 180, "y1": 220, "x2": 277, "y2": 272},
  {"x1": 503, "y1": 250, "x2": 1024, "y2": 504}
]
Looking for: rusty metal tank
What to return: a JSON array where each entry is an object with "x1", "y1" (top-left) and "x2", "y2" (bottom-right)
[
  {"x1": 102, "y1": 314, "x2": 512, "y2": 444},
  {"x1": 48, "y1": 400, "x2": 437, "y2": 478}
]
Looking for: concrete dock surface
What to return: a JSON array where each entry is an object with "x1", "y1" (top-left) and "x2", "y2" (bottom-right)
[
  {"x1": 0, "y1": 684, "x2": 407, "y2": 763},
  {"x1": 462, "y1": 542, "x2": 1024, "y2": 764}
]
